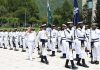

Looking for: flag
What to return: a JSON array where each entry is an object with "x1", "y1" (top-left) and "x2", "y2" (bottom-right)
[
  {"x1": 73, "y1": 0, "x2": 80, "y2": 25},
  {"x1": 47, "y1": 0, "x2": 52, "y2": 25}
]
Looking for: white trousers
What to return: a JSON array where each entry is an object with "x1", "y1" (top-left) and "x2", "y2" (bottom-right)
[
  {"x1": 66, "y1": 42, "x2": 74, "y2": 60},
  {"x1": 22, "y1": 38, "x2": 26, "y2": 50},
  {"x1": 0, "y1": 38, "x2": 2, "y2": 47},
  {"x1": 57, "y1": 38, "x2": 61, "y2": 51},
  {"x1": 15, "y1": 39, "x2": 19, "y2": 49},
  {"x1": 47, "y1": 39, "x2": 52, "y2": 50},
  {"x1": 75, "y1": 39, "x2": 86, "y2": 59},
  {"x1": 4, "y1": 38, "x2": 9, "y2": 48},
  {"x1": 27, "y1": 41, "x2": 35, "y2": 60},
  {"x1": 61, "y1": 40, "x2": 67, "y2": 54},
  {"x1": 92, "y1": 42, "x2": 100, "y2": 61},
  {"x1": 51, "y1": 38, "x2": 56, "y2": 51},
  {"x1": 9, "y1": 38, "x2": 13, "y2": 48},
  {"x1": 39, "y1": 41, "x2": 48, "y2": 56}
]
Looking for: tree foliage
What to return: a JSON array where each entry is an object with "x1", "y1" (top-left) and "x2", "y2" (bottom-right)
[
  {"x1": 53, "y1": 0, "x2": 73, "y2": 25},
  {"x1": 0, "y1": 0, "x2": 39, "y2": 27}
]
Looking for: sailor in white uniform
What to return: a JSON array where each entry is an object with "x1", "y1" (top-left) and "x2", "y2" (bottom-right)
[
  {"x1": 60, "y1": 24, "x2": 67, "y2": 58},
  {"x1": 0, "y1": 30, "x2": 3, "y2": 48},
  {"x1": 50, "y1": 25, "x2": 58, "y2": 56},
  {"x1": 65, "y1": 23, "x2": 78, "y2": 69},
  {"x1": 75, "y1": 23, "x2": 89, "y2": 68},
  {"x1": 25, "y1": 27, "x2": 36, "y2": 61},
  {"x1": 38, "y1": 24, "x2": 49, "y2": 64},
  {"x1": 57, "y1": 27, "x2": 62, "y2": 52},
  {"x1": 90, "y1": 23, "x2": 100, "y2": 64}
]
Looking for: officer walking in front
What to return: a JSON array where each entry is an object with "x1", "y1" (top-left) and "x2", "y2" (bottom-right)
[{"x1": 25, "y1": 27, "x2": 37, "y2": 61}]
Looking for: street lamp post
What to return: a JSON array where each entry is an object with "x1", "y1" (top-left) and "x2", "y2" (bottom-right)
[
  {"x1": 24, "y1": 0, "x2": 27, "y2": 27},
  {"x1": 25, "y1": 9, "x2": 26, "y2": 27}
]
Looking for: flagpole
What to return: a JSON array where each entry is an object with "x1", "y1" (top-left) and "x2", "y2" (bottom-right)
[{"x1": 47, "y1": 0, "x2": 49, "y2": 25}]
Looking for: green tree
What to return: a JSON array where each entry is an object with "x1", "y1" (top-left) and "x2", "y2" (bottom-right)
[
  {"x1": 53, "y1": 15, "x2": 61, "y2": 26},
  {"x1": 0, "y1": 6, "x2": 7, "y2": 16},
  {"x1": 0, "y1": 0, "x2": 39, "y2": 27},
  {"x1": 53, "y1": 0, "x2": 73, "y2": 25}
]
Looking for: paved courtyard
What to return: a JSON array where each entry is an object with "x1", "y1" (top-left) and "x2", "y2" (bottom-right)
[{"x1": 0, "y1": 48, "x2": 100, "y2": 70}]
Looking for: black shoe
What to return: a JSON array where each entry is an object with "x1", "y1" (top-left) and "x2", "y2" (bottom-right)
[
  {"x1": 77, "y1": 58, "x2": 82, "y2": 66},
  {"x1": 0, "y1": 47, "x2": 2, "y2": 48},
  {"x1": 77, "y1": 63, "x2": 82, "y2": 66},
  {"x1": 22, "y1": 50, "x2": 26, "y2": 52},
  {"x1": 4, "y1": 47, "x2": 7, "y2": 49},
  {"x1": 57, "y1": 50, "x2": 61, "y2": 53},
  {"x1": 82, "y1": 64, "x2": 89, "y2": 68},
  {"x1": 45, "y1": 60, "x2": 49, "y2": 64},
  {"x1": 74, "y1": 54, "x2": 79, "y2": 61},
  {"x1": 44, "y1": 56, "x2": 49, "y2": 64},
  {"x1": 65, "y1": 65, "x2": 70, "y2": 68},
  {"x1": 14, "y1": 49, "x2": 19, "y2": 51},
  {"x1": 65, "y1": 59, "x2": 70, "y2": 68},
  {"x1": 60, "y1": 54, "x2": 66, "y2": 58},
  {"x1": 71, "y1": 60, "x2": 78, "y2": 69},
  {"x1": 82, "y1": 59, "x2": 89, "y2": 68},
  {"x1": 9, "y1": 48, "x2": 13, "y2": 50},
  {"x1": 91, "y1": 61, "x2": 95, "y2": 64},
  {"x1": 72, "y1": 66, "x2": 78, "y2": 69},
  {"x1": 41, "y1": 60, "x2": 45, "y2": 63},
  {"x1": 47, "y1": 49, "x2": 51, "y2": 51},
  {"x1": 50, "y1": 51, "x2": 55, "y2": 57},
  {"x1": 95, "y1": 61, "x2": 99, "y2": 65},
  {"x1": 41, "y1": 55, "x2": 45, "y2": 63},
  {"x1": 20, "y1": 45, "x2": 23, "y2": 48}
]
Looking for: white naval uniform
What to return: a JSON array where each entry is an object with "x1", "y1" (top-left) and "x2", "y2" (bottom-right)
[
  {"x1": 51, "y1": 29, "x2": 58, "y2": 52},
  {"x1": 57, "y1": 30, "x2": 62, "y2": 51},
  {"x1": 2, "y1": 32, "x2": 6, "y2": 48},
  {"x1": 60, "y1": 29, "x2": 67, "y2": 55},
  {"x1": 9, "y1": 32, "x2": 14, "y2": 49},
  {"x1": 14, "y1": 32, "x2": 19, "y2": 50},
  {"x1": 90, "y1": 28, "x2": 100, "y2": 61},
  {"x1": 25, "y1": 31, "x2": 36, "y2": 60},
  {"x1": 75, "y1": 27, "x2": 87, "y2": 59},
  {"x1": 65, "y1": 29, "x2": 74, "y2": 60},
  {"x1": 4, "y1": 32, "x2": 9, "y2": 48},
  {"x1": 38, "y1": 29, "x2": 48, "y2": 56},
  {"x1": 22, "y1": 31, "x2": 27, "y2": 50},
  {"x1": 0, "y1": 32, "x2": 3, "y2": 47},
  {"x1": 85, "y1": 29, "x2": 91, "y2": 51},
  {"x1": 19, "y1": 32, "x2": 23, "y2": 48}
]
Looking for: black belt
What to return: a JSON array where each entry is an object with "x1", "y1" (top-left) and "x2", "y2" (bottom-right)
[
  {"x1": 62, "y1": 39, "x2": 66, "y2": 40},
  {"x1": 68, "y1": 41, "x2": 72, "y2": 49},
  {"x1": 51, "y1": 37, "x2": 56, "y2": 38},
  {"x1": 40, "y1": 39, "x2": 48, "y2": 47},
  {"x1": 79, "y1": 40, "x2": 85, "y2": 47},
  {"x1": 78, "y1": 37, "x2": 85, "y2": 38},
  {"x1": 91, "y1": 42, "x2": 94, "y2": 48},
  {"x1": 91, "y1": 38, "x2": 99, "y2": 42}
]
